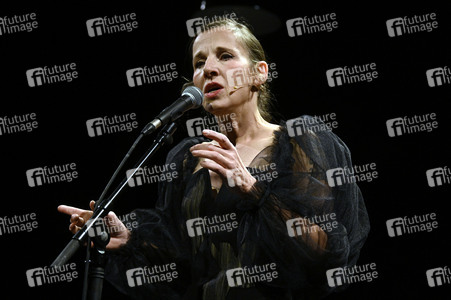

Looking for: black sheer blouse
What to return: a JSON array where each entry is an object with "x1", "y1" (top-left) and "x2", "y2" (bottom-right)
[{"x1": 105, "y1": 116, "x2": 370, "y2": 300}]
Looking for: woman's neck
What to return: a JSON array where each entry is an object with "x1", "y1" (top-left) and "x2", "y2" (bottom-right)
[{"x1": 215, "y1": 106, "x2": 278, "y2": 146}]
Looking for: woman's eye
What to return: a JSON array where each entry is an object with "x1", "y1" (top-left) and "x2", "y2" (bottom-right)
[
  {"x1": 194, "y1": 53, "x2": 233, "y2": 68},
  {"x1": 195, "y1": 60, "x2": 205, "y2": 68},
  {"x1": 220, "y1": 53, "x2": 234, "y2": 60}
]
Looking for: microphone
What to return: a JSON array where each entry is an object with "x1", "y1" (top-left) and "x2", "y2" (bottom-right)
[{"x1": 141, "y1": 86, "x2": 203, "y2": 136}]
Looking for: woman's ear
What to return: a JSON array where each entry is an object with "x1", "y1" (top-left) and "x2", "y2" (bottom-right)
[{"x1": 253, "y1": 61, "x2": 268, "y2": 86}]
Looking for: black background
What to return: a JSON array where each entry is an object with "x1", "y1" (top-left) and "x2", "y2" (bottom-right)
[{"x1": 0, "y1": 1, "x2": 450, "y2": 299}]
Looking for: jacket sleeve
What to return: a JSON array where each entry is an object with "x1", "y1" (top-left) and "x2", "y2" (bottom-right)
[{"x1": 104, "y1": 137, "x2": 203, "y2": 300}]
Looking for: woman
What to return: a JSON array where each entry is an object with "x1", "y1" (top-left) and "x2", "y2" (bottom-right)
[{"x1": 58, "y1": 18, "x2": 370, "y2": 299}]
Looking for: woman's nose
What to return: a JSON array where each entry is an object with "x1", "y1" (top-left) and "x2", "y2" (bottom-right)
[{"x1": 203, "y1": 57, "x2": 219, "y2": 78}]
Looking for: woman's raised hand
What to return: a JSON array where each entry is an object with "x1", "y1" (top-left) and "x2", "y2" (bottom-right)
[
  {"x1": 57, "y1": 200, "x2": 130, "y2": 250},
  {"x1": 190, "y1": 129, "x2": 257, "y2": 193}
]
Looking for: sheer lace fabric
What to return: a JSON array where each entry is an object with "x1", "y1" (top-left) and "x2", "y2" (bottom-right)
[{"x1": 105, "y1": 116, "x2": 370, "y2": 300}]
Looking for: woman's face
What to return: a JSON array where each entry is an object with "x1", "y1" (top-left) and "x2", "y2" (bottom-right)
[{"x1": 192, "y1": 29, "x2": 257, "y2": 115}]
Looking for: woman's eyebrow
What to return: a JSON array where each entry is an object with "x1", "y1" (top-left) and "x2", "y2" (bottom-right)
[
  {"x1": 216, "y1": 46, "x2": 235, "y2": 53},
  {"x1": 193, "y1": 51, "x2": 206, "y2": 61},
  {"x1": 193, "y1": 46, "x2": 237, "y2": 61}
]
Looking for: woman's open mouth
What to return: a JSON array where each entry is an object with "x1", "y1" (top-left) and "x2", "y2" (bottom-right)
[{"x1": 204, "y1": 82, "x2": 224, "y2": 99}]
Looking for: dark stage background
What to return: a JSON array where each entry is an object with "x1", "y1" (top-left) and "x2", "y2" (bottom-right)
[{"x1": 0, "y1": 1, "x2": 450, "y2": 299}]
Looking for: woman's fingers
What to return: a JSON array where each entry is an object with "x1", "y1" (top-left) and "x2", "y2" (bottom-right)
[
  {"x1": 59, "y1": 201, "x2": 96, "y2": 234},
  {"x1": 58, "y1": 200, "x2": 96, "y2": 216},
  {"x1": 190, "y1": 130, "x2": 255, "y2": 191},
  {"x1": 58, "y1": 200, "x2": 129, "y2": 249},
  {"x1": 105, "y1": 211, "x2": 125, "y2": 233},
  {"x1": 192, "y1": 149, "x2": 233, "y2": 169},
  {"x1": 106, "y1": 238, "x2": 128, "y2": 250},
  {"x1": 69, "y1": 213, "x2": 79, "y2": 223},
  {"x1": 190, "y1": 138, "x2": 236, "y2": 171},
  {"x1": 202, "y1": 129, "x2": 234, "y2": 150},
  {"x1": 57, "y1": 205, "x2": 84, "y2": 216},
  {"x1": 200, "y1": 158, "x2": 226, "y2": 177},
  {"x1": 69, "y1": 222, "x2": 80, "y2": 234},
  {"x1": 70, "y1": 214, "x2": 85, "y2": 227},
  {"x1": 104, "y1": 211, "x2": 130, "y2": 249},
  {"x1": 190, "y1": 141, "x2": 229, "y2": 155},
  {"x1": 105, "y1": 211, "x2": 130, "y2": 238}
]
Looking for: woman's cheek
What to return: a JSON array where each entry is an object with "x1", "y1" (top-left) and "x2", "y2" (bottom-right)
[{"x1": 193, "y1": 70, "x2": 202, "y2": 87}]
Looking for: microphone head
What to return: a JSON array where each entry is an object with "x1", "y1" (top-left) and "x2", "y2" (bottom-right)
[{"x1": 182, "y1": 86, "x2": 203, "y2": 108}]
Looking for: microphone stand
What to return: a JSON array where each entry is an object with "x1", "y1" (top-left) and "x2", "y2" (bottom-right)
[{"x1": 51, "y1": 122, "x2": 178, "y2": 300}]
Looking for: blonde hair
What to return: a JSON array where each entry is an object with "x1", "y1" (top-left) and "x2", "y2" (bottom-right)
[{"x1": 183, "y1": 17, "x2": 274, "y2": 122}]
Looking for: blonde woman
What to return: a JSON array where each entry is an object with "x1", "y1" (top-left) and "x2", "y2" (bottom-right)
[{"x1": 59, "y1": 18, "x2": 369, "y2": 299}]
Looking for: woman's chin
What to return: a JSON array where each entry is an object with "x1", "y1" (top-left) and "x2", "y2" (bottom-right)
[
  {"x1": 204, "y1": 98, "x2": 224, "y2": 113},
  {"x1": 204, "y1": 103, "x2": 231, "y2": 115},
  {"x1": 203, "y1": 95, "x2": 239, "y2": 115}
]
